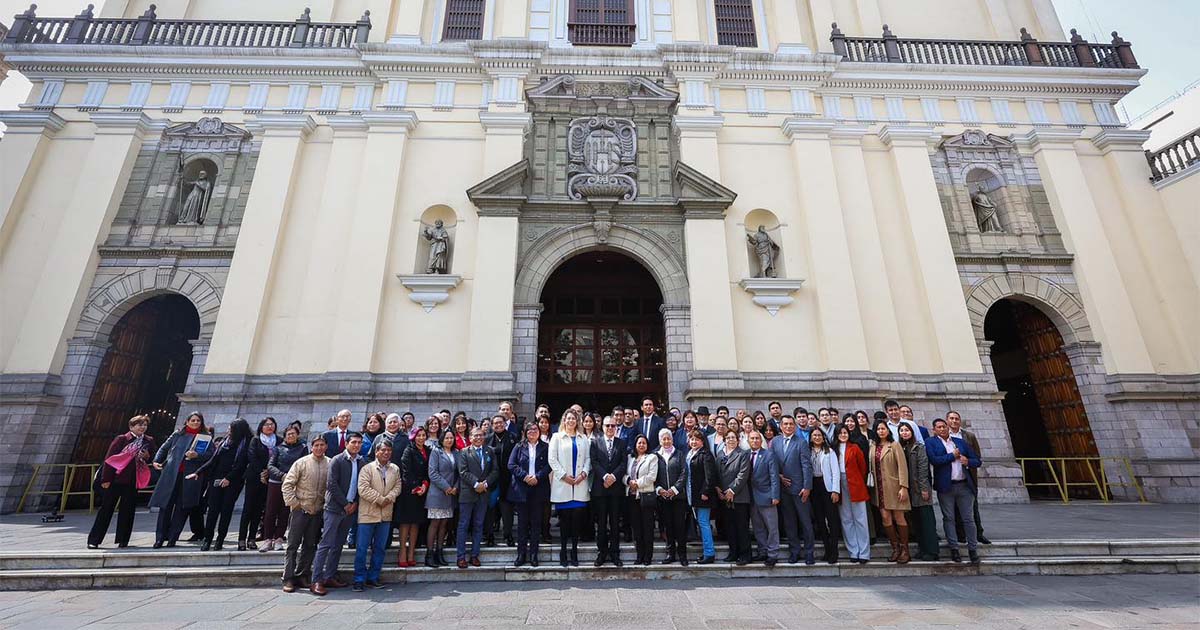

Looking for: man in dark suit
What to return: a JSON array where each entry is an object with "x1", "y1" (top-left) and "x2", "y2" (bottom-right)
[
  {"x1": 323, "y1": 409, "x2": 355, "y2": 457},
  {"x1": 747, "y1": 430, "x2": 781, "y2": 566},
  {"x1": 310, "y1": 432, "x2": 363, "y2": 595},
  {"x1": 927, "y1": 418, "x2": 982, "y2": 564},
  {"x1": 769, "y1": 415, "x2": 815, "y2": 564},
  {"x1": 947, "y1": 410, "x2": 990, "y2": 544},
  {"x1": 590, "y1": 415, "x2": 628, "y2": 567},
  {"x1": 654, "y1": 428, "x2": 690, "y2": 565},
  {"x1": 486, "y1": 415, "x2": 517, "y2": 547},
  {"x1": 456, "y1": 427, "x2": 499, "y2": 568},
  {"x1": 637, "y1": 397, "x2": 668, "y2": 452}
]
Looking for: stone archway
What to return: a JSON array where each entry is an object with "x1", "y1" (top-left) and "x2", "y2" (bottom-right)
[{"x1": 965, "y1": 272, "x2": 1092, "y2": 345}]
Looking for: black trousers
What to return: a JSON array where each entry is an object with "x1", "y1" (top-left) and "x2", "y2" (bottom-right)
[
  {"x1": 811, "y1": 476, "x2": 841, "y2": 555},
  {"x1": 514, "y1": 498, "x2": 543, "y2": 558},
  {"x1": 155, "y1": 475, "x2": 193, "y2": 545},
  {"x1": 592, "y1": 493, "x2": 623, "y2": 559},
  {"x1": 238, "y1": 477, "x2": 268, "y2": 543},
  {"x1": 658, "y1": 498, "x2": 688, "y2": 559},
  {"x1": 89, "y1": 483, "x2": 138, "y2": 546},
  {"x1": 203, "y1": 479, "x2": 244, "y2": 544},
  {"x1": 720, "y1": 502, "x2": 752, "y2": 561},
  {"x1": 630, "y1": 497, "x2": 657, "y2": 562},
  {"x1": 487, "y1": 498, "x2": 514, "y2": 542}
]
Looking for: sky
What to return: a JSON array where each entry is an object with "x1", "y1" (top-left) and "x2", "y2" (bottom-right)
[{"x1": 0, "y1": 0, "x2": 1196, "y2": 123}]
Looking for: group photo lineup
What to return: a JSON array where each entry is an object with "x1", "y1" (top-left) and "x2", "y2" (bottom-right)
[{"x1": 0, "y1": 0, "x2": 1196, "y2": 625}]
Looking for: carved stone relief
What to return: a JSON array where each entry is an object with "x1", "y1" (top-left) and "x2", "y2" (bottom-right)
[{"x1": 567, "y1": 115, "x2": 638, "y2": 201}]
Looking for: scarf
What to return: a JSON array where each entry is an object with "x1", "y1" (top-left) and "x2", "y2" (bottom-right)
[{"x1": 259, "y1": 433, "x2": 277, "y2": 449}]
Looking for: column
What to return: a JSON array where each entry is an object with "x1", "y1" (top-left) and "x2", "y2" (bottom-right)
[
  {"x1": 510, "y1": 304, "x2": 543, "y2": 416},
  {"x1": 327, "y1": 112, "x2": 419, "y2": 373},
  {"x1": 674, "y1": 116, "x2": 738, "y2": 372},
  {"x1": 828, "y1": 124, "x2": 906, "y2": 372},
  {"x1": 0, "y1": 112, "x2": 65, "y2": 253},
  {"x1": 661, "y1": 305, "x2": 694, "y2": 408},
  {"x1": 781, "y1": 119, "x2": 870, "y2": 371},
  {"x1": 1016, "y1": 129, "x2": 1154, "y2": 374},
  {"x1": 878, "y1": 125, "x2": 982, "y2": 374},
  {"x1": 4, "y1": 113, "x2": 153, "y2": 374},
  {"x1": 807, "y1": 0, "x2": 837, "y2": 53},
  {"x1": 1092, "y1": 129, "x2": 1198, "y2": 372},
  {"x1": 205, "y1": 115, "x2": 315, "y2": 374},
  {"x1": 388, "y1": 0, "x2": 428, "y2": 44},
  {"x1": 464, "y1": 114, "x2": 529, "y2": 373},
  {"x1": 768, "y1": 0, "x2": 808, "y2": 53}
]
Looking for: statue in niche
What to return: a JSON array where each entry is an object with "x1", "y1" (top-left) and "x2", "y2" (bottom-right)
[
  {"x1": 971, "y1": 186, "x2": 1004, "y2": 233},
  {"x1": 422, "y1": 219, "x2": 451, "y2": 274},
  {"x1": 176, "y1": 170, "x2": 213, "y2": 225},
  {"x1": 746, "y1": 226, "x2": 780, "y2": 278}
]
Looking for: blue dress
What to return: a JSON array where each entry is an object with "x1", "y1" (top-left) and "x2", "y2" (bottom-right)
[{"x1": 556, "y1": 436, "x2": 587, "y2": 510}]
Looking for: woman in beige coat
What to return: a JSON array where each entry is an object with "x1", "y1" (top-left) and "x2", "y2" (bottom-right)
[{"x1": 868, "y1": 419, "x2": 911, "y2": 564}]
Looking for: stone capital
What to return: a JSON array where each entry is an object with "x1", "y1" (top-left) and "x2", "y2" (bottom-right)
[
  {"x1": 0, "y1": 111, "x2": 66, "y2": 136},
  {"x1": 361, "y1": 110, "x2": 419, "y2": 133},
  {"x1": 246, "y1": 114, "x2": 317, "y2": 140},
  {"x1": 88, "y1": 112, "x2": 155, "y2": 137},
  {"x1": 478, "y1": 111, "x2": 531, "y2": 133},
  {"x1": 781, "y1": 118, "x2": 836, "y2": 140},
  {"x1": 1012, "y1": 128, "x2": 1082, "y2": 152},
  {"x1": 324, "y1": 115, "x2": 370, "y2": 137},
  {"x1": 877, "y1": 125, "x2": 939, "y2": 148},
  {"x1": 1091, "y1": 128, "x2": 1152, "y2": 153},
  {"x1": 672, "y1": 115, "x2": 724, "y2": 138}
]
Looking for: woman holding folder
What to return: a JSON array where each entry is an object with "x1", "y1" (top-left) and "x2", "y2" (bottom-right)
[{"x1": 150, "y1": 412, "x2": 214, "y2": 548}]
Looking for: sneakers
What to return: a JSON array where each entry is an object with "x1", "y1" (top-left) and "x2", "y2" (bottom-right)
[
  {"x1": 366, "y1": 580, "x2": 385, "y2": 589},
  {"x1": 352, "y1": 582, "x2": 365, "y2": 592}
]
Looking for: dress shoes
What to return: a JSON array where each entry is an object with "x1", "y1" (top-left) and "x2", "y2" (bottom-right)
[
  {"x1": 969, "y1": 550, "x2": 981, "y2": 564},
  {"x1": 187, "y1": 533, "x2": 203, "y2": 542},
  {"x1": 698, "y1": 556, "x2": 714, "y2": 565},
  {"x1": 751, "y1": 554, "x2": 767, "y2": 563},
  {"x1": 152, "y1": 542, "x2": 163, "y2": 549},
  {"x1": 680, "y1": 556, "x2": 689, "y2": 567},
  {"x1": 593, "y1": 555, "x2": 606, "y2": 567},
  {"x1": 612, "y1": 557, "x2": 623, "y2": 567},
  {"x1": 721, "y1": 554, "x2": 737, "y2": 563},
  {"x1": 764, "y1": 558, "x2": 777, "y2": 567},
  {"x1": 805, "y1": 552, "x2": 816, "y2": 566},
  {"x1": 663, "y1": 553, "x2": 677, "y2": 564},
  {"x1": 457, "y1": 558, "x2": 469, "y2": 569},
  {"x1": 325, "y1": 577, "x2": 348, "y2": 589},
  {"x1": 213, "y1": 541, "x2": 224, "y2": 551},
  {"x1": 165, "y1": 541, "x2": 176, "y2": 548},
  {"x1": 735, "y1": 557, "x2": 750, "y2": 566},
  {"x1": 425, "y1": 554, "x2": 439, "y2": 568},
  {"x1": 200, "y1": 541, "x2": 212, "y2": 552},
  {"x1": 470, "y1": 556, "x2": 481, "y2": 567},
  {"x1": 514, "y1": 554, "x2": 528, "y2": 567},
  {"x1": 310, "y1": 582, "x2": 328, "y2": 596},
  {"x1": 950, "y1": 549, "x2": 962, "y2": 563},
  {"x1": 87, "y1": 543, "x2": 99, "y2": 550},
  {"x1": 530, "y1": 555, "x2": 539, "y2": 567},
  {"x1": 282, "y1": 580, "x2": 296, "y2": 593},
  {"x1": 506, "y1": 537, "x2": 515, "y2": 547}
]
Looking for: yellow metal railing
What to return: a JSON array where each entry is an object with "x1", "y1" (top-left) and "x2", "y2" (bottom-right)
[
  {"x1": 1014, "y1": 457, "x2": 1146, "y2": 503},
  {"x1": 15, "y1": 463, "x2": 156, "y2": 514}
]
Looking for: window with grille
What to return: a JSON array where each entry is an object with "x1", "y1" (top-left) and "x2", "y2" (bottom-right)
[
  {"x1": 714, "y1": 0, "x2": 757, "y2": 47},
  {"x1": 442, "y1": 0, "x2": 485, "y2": 40},
  {"x1": 569, "y1": 0, "x2": 636, "y2": 46}
]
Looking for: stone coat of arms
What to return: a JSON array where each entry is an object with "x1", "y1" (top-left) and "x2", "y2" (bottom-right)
[{"x1": 567, "y1": 115, "x2": 638, "y2": 201}]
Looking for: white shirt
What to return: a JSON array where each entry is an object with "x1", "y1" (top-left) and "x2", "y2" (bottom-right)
[
  {"x1": 527, "y1": 442, "x2": 537, "y2": 469},
  {"x1": 940, "y1": 436, "x2": 964, "y2": 480},
  {"x1": 887, "y1": 419, "x2": 925, "y2": 444},
  {"x1": 346, "y1": 455, "x2": 360, "y2": 502}
]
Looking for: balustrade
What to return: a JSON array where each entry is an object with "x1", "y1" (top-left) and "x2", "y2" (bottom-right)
[{"x1": 1146, "y1": 128, "x2": 1200, "y2": 183}]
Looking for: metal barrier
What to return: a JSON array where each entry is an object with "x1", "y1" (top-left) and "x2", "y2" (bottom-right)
[
  {"x1": 16, "y1": 463, "x2": 156, "y2": 514},
  {"x1": 1014, "y1": 457, "x2": 1146, "y2": 503}
]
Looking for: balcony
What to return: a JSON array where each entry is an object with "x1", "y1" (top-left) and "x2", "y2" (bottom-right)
[
  {"x1": 831, "y1": 23, "x2": 1139, "y2": 69},
  {"x1": 1146, "y1": 128, "x2": 1200, "y2": 184},
  {"x1": 568, "y1": 22, "x2": 636, "y2": 47},
  {"x1": 2, "y1": 4, "x2": 371, "y2": 48}
]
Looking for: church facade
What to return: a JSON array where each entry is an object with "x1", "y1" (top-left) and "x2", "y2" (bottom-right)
[{"x1": 0, "y1": 0, "x2": 1197, "y2": 511}]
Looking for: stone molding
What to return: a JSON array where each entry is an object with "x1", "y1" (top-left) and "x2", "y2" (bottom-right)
[
  {"x1": 397, "y1": 274, "x2": 463, "y2": 312},
  {"x1": 0, "y1": 110, "x2": 65, "y2": 134},
  {"x1": 1090, "y1": 128, "x2": 1153, "y2": 153},
  {"x1": 963, "y1": 271, "x2": 1092, "y2": 345},
  {"x1": 877, "y1": 124, "x2": 940, "y2": 148},
  {"x1": 738, "y1": 277, "x2": 804, "y2": 316},
  {"x1": 244, "y1": 114, "x2": 317, "y2": 139}
]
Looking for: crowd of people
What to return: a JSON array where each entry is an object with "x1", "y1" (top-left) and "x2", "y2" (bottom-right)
[{"x1": 87, "y1": 399, "x2": 988, "y2": 594}]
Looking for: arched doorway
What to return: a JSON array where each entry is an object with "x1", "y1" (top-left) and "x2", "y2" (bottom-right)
[
  {"x1": 72, "y1": 294, "x2": 201, "y2": 467},
  {"x1": 537, "y1": 251, "x2": 666, "y2": 415},
  {"x1": 985, "y1": 298, "x2": 1098, "y2": 499}
]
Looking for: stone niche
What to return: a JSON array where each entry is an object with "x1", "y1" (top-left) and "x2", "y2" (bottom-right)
[
  {"x1": 106, "y1": 117, "x2": 258, "y2": 249},
  {"x1": 931, "y1": 129, "x2": 1065, "y2": 255}
]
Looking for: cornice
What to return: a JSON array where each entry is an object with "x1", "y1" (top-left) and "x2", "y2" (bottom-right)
[
  {"x1": 1091, "y1": 128, "x2": 1152, "y2": 153},
  {"x1": 781, "y1": 117, "x2": 837, "y2": 139},
  {"x1": 360, "y1": 110, "x2": 419, "y2": 132},
  {"x1": 877, "y1": 125, "x2": 940, "y2": 148},
  {"x1": 953, "y1": 252, "x2": 1074, "y2": 266},
  {"x1": 97, "y1": 246, "x2": 235, "y2": 259},
  {"x1": 245, "y1": 114, "x2": 317, "y2": 139},
  {"x1": 672, "y1": 115, "x2": 724, "y2": 136},
  {"x1": 478, "y1": 111, "x2": 532, "y2": 132},
  {"x1": 0, "y1": 110, "x2": 66, "y2": 135},
  {"x1": 1012, "y1": 128, "x2": 1082, "y2": 151}
]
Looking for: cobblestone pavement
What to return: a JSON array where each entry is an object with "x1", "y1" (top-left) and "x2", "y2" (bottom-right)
[
  {"x1": 4, "y1": 502, "x2": 1197, "y2": 552},
  {"x1": 0, "y1": 574, "x2": 1197, "y2": 629}
]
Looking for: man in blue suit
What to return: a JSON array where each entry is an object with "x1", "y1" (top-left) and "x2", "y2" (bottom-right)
[
  {"x1": 769, "y1": 415, "x2": 815, "y2": 564},
  {"x1": 746, "y1": 430, "x2": 781, "y2": 566},
  {"x1": 635, "y1": 397, "x2": 668, "y2": 452},
  {"x1": 926, "y1": 418, "x2": 982, "y2": 564}
]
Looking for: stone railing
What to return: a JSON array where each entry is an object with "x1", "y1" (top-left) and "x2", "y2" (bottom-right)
[
  {"x1": 1146, "y1": 127, "x2": 1200, "y2": 183},
  {"x1": 2, "y1": 4, "x2": 371, "y2": 48},
  {"x1": 568, "y1": 22, "x2": 637, "y2": 46},
  {"x1": 832, "y1": 24, "x2": 1138, "y2": 69}
]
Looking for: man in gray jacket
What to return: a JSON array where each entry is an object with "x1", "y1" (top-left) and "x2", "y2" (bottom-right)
[
  {"x1": 747, "y1": 431, "x2": 781, "y2": 566},
  {"x1": 456, "y1": 427, "x2": 499, "y2": 568},
  {"x1": 770, "y1": 415, "x2": 815, "y2": 564},
  {"x1": 310, "y1": 432, "x2": 363, "y2": 595}
]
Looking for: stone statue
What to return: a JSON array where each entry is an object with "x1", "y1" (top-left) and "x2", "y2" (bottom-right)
[
  {"x1": 422, "y1": 219, "x2": 451, "y2": 274},
  {"x1": 177, "y1": 170, "x2": 212, "y2": 225},
  {"x1": 746, "y1": 225, "x2": 780, "y2": 278},
  {"x1": 971, "y1": 186, "x2": 1003, "y2": 233}
]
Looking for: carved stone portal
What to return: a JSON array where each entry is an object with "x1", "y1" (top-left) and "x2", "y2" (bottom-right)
[{"x1": 567, "y1": 115, "x2": 638, "y2": 201}]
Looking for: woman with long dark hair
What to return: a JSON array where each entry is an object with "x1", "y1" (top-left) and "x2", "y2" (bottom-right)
[
  {"x1": 395, "y1": 427, "x2": 430, "y2": 567},
  {"x1": 194, "y1": 418, "x2": 252, "y2": 551},
  {"x1": 808, "y1": 427, "x2": 842, "y2": 563},
  {"x1": 237, "y1": 417, "x2": 276, "y2": 551},
  {"x1": 149, "y1": 412, "x2": 212, "y2": 548},
  {"x1": 869, "y1": 419, "x2": 911, "y2": 564},
  {"x1": 899, "y1": 423, "x2": 938, "y2": 561},
  {"x1": 625, "y1": 434, "x2": 658, "y2": 566},
  {"x1": 425, "y1": 429, "x2": 459, "y2": 567},
  {"x1": 452, "y1": 415, "x2": 472, "y2": 451},
  {"x1": 836, "y1": 425, "x2": 870, "y2": 564},
  {"x1": 262, "y1": 423, "x2": 307, "y2": 552}
]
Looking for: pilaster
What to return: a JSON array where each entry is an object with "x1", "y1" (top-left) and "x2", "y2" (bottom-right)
[{"x1": 0, "y1": 111, "x2": 65, "y2": 253}]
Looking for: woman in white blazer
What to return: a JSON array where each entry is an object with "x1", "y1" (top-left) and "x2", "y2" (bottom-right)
[
  {"x1": 624, "y1": 434, "x2": 659, "y2": 566},
  {"x1": 548, "y1": 409, "x2": 591, "y2": 567}
]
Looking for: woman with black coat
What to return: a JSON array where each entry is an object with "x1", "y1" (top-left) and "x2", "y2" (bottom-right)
[
  {"x1": 237, "y1": 417, "x2": 277, "y2": 550},
  {"x1": 684, "y1": 430, "x2": 720, "y2": 564},
  {"x1": 394, "y1": 429, "x2": 430, "y2": 567},
  {"x1": 149, "y1": 412, "x2": 214, "y2": 548},
  {"x1": 193, "y1": 418, "x2": 252, "y2": 551},
  {"x1": 262, "y1": 423, "x2": 308, "y2": 552}
]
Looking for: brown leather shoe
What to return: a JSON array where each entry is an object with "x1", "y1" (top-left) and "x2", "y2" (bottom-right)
[
  {"x1": 310, "y1": 582, "x2": 328, "y2": 596},
  {"x1": 325, "y1": 577, "x2": 348, "y2": 589},
  {"x1": 282, "y1": 580, "x2": 296, "y2": 593},
  {"x1": 470, "y1": 556, "x2": 481, "y2": 567},
  {"x1": 457, "y1": 559, "x2": 468, "y2": 569}
]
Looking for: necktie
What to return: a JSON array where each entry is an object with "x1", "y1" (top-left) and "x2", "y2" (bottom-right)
[
  {"x1": 339, "y1": 431, "x2": 345, "y2": 450},
  {"x1": 606, "y1": 439, "x2": 612, "y2": 457},
  {"x1": 644, "y1": 419, "x2": 650, "y2": 437},
  {"x1": 478, "y1": 447, "x2": 484, "y2": 469},
  {"x1": 749, "y1": 451, "x2": 757, "y2": 500}
]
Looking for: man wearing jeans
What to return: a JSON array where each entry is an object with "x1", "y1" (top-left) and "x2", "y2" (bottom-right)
[
  {"x1": 353, "y1": 440, "x2": 401, "y2": 591},
  {"x1": 455, "y1": 427, "x2": 498, "y2": 568},
  {"x1": 926, "y1": 418, "x2": 982, "y2": 564},
  {"x1": 310, "y1": 433, "x2": 363, "y2": 595}
]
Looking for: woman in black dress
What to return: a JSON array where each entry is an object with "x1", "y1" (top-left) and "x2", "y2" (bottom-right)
[
  {"x1": 395, "y1": 427, "x2": 430, "y2": 567},
  {"x1": 193, "y1": 418, "x2": 251, "y2": 551},
  {"x1": 237, "y1": 417, "x2": 276, "y2": 551}
]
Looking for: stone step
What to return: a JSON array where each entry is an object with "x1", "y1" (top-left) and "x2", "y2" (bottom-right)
[
  {"x1": 2, "y1": 538, "x2": 1195, "y2": 571},
  {"x1": 0, "y1": 555, "x2": 1196, "y2": 590}
]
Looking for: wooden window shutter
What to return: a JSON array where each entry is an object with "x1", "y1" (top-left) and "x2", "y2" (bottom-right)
[
  {"x1": 443, "y1": 0, "x2": 485, "y2": 40},
  {"x1": 714, "y1": 0, "x2": 757, "y2": 47},
  {"x1": 569, "y1": 0, "x2": 636, "y2": 46}
]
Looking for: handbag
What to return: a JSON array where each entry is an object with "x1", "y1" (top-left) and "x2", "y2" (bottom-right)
[
  {"x1": 638, "y1": 492, "x2": 657, "y2": 509},
  {"x1": 866, "y1": 472, "x2": 875, "y2": 488}
]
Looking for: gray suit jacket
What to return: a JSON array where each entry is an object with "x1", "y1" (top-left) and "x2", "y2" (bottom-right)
[
  {"x1": 717, "y1": 446, "x2": 751, "y2": 504},
  {"x1": 455, "y1": 445, "x2": 499, "y2": 504},
  {"x1": 325, "y1": 450, "x2": 364, "y2": 513},
  {"x1": 426, "y1": 447, "x2": 459, "y2": 512},
  {"x1": 768, "y1": 432, "x2": 812, "y2": 496},
  {"x1": 747, "y1": 448, "x2": 780, "y2": 507}
]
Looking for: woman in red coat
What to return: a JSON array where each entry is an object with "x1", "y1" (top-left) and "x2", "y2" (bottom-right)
[
  {"x1": 836, "y1": 425, "x2": 871, "y2": 564},
  {"x1": 88, "y1": 415, "x2": 156, "y2": 549}
]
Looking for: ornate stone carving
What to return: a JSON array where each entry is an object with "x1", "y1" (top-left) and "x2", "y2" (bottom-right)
[
  {"x1": 163, "y1": 116, "x2": 252, "y2": 154},
  {"x1": 567, "y1": 115, "x2": 638, "y2": 201},
  {"x1": 746, "y1": 225, "x2": 780, "y2": 278},
  {"x1": 971, "y1": 186, "x2": 1004, "y2": 233},
  {"x1": 422, "y1": 219, "x2": 451, "y2": 274},
  {"x1": 177, "y1": 170, "x2": 213, "y2": 225}
]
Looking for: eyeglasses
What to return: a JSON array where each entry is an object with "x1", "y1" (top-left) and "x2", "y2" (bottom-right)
[{"x1": 603, "y1": 424, "x2": 617, "y2": 428}]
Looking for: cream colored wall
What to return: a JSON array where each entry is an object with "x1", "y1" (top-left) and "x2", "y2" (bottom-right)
[{"x1": 1159, "y1": 173, "x2": 1200, "y2": 285}]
